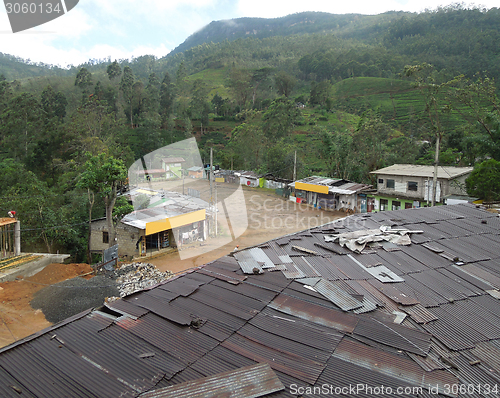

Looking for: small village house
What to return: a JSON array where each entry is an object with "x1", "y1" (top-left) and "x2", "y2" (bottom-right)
[
  {"x1": 368, "y1": 164, "x2": 473, "y2": 211},
  {"x1": 289, "y1": 176, "x2": 372, "y2": 213},
  {"x1": 90, "y1": 190, "x2": 209, "y2": 259},
  {"x1": 161, "y1": 157, "x2": 185, "y2": 179}
]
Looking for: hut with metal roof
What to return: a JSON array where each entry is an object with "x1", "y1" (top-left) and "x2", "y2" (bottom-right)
[{"x1": 289, "y1": 176, "x2": 372, "y2": 213}]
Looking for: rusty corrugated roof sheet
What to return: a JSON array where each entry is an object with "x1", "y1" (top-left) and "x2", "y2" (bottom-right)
[{"x1": 139, "y1": 363, "x2": 284, "y2": 398}]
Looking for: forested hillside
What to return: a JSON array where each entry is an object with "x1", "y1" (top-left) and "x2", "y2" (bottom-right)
[{"x1": 0, "y1": 4, "x2": 499, "y2": 260}]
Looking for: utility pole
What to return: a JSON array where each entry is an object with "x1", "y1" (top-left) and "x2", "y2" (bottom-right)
[
  {"x1": 293, "y1": 150, "x2": 297, "y2": 181},
  {"x1": 210, "y1": 147, "x2": 214, "y2": 236},
  {"x1": 214, "y1": 171, "x2": 218, "y2": 237},
  {"x1": 432, "y1": 134, "x2": 440, "y2": 207}
]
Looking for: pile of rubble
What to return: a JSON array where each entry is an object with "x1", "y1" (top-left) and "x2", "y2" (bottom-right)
[{"x1": 112, "y1": 263, "x2": 174, "y2": 297}]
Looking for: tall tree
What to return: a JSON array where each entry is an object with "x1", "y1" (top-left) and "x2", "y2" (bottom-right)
[
  {"x1": 77, "y1": 152, "x2": 128, "y2": 262},
  {"x1": 120, "y1": 66, "x2": 135, "y2": 127},
  {"x1": 106, "y1": 60, "x2": 122, "y2": 82},
  {"x1": 262, "y1": 97, "x2": 301, "y2": 141},
  {"x1": 275, "y1": 71, "x2": 297, "y2": 98},
  {"x1": 466, "y1": 159, "x2": 500, "y2": 201},
  {"x1": 159, "y1": 72, "x2": 175, "y2": 126},
  {"x1": 74, "y1": 67, "x2": 93, "y2": 94}
]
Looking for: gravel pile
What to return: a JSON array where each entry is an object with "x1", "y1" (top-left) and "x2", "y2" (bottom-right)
[
  {"x1": 30, "y1": 262, "x2": 173, "y2": 324},
  {"x1": 112, "y1": 263, "x2": 174, "y2": 297},
  {"x1": 31, "y1": 276, "x2": 119, "y2": 324}
]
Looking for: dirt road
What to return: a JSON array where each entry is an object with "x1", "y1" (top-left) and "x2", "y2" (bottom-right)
[{"x1": 140, "y1": 180, "x2": 346, "y2": 274}]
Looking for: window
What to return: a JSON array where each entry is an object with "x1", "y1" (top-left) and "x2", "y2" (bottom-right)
[
  {"x1": 392, "y1": 201, "x2": 401, "y2": 210},
  {"x1": 386, "y1": 179, "x2": 395, "y2": 189},
  {"x1": 408, "y1": 181, "x2": 418, "y2": 191},
  {"x1": 380, "y1": 199, "x2": 389, "y2": 211},
  {"x1": 378, "y1": 179, "x2": 384, "y2": 184},
  {"x1": 102, "y1": 231, "x2": 109, "y2": 244}
]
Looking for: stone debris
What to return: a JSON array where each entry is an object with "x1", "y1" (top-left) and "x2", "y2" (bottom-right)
[{"x1": 113, "y1": 262, "x2": 174, "y2": 297}]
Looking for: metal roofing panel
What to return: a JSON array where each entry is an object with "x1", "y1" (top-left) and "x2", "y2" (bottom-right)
[
  {"x1": 44, "y1": 323, "x2": 164, "y2": 395},
  {"x1": 438, "y1": 300, "x2": 500, "y2": 340},
  {"x1": 268, "y1": 294, "x2": 358, "y2": 333},
  {"x1": 171, "y1": 295, "x2": 247, "y2": 333},
  {"x1": 325, "y1": 255, "x2": 373, "y2": 280},
  {"x1": 300, "y1": 256, "x2": 345, "y2": 280},
  {"x1": 124, "y1": 293, "x2": 193, "y2": 325},
  {"x1": 375, "y1": 249, "x2": 429, "y2": 274},
  {"x1": 424, "y1": 307, "x2": 489, "y2": 348},
  {"x1": 353, "y1": 317, "x2": 432, "y2": 355},
  {"x1": 117, "y1": 313, "x2": 219, "y2": 365},
  {"x1": 237, "y1": 323, "x2": 332, "y2": 364},
  {"x1": 248, "y1": 247, "x2": 275, "y2": 268},
  {"x1": 249, "y1": 307, "x2": 344, "y2": 352},
  {"x1": 0, "y1": 341, "x2": 108, "y2": 398},
  {"x1": 139, "y1": 363, "x2": 284, "y2": 398},
  {"x1": 234, "y1": 250, "x2": 264, "y2": 274},
  {"x1": 316, "y1": 356, "x2": 421, "y2": 398},
  {"x1": 460, "y1": 263, "x2": 500, "y2": 290},
  {"x1": 401, "y1": 245, "x2": 451, "y2": 269},
  {"x1": 366, "y1": 279, "x2": 420, "y2": 305},
  {"x1": 332, "y1": 338, "x2": 459, "y2": 396},
  {"x1": 98, "y1": 324, "x2": 186, "y2": 379},
  {"x1": 290, "y1": 256, "x2": 322, "y2": 277},
  {"x1": 105, "y1": 298, "x2": 150, "y2": 318},
  {"x1": 208, "y1": 278, "x2": 277, "y2": 303},
  {"x1": 408, "y1": 270, "x2": 469, "y2": 302},
  {"x1": 197, "y1": 265, "x2": 247, "y2": 283},
  {"x1": 314, "y1": 278, "x2": 363, "y2": 311},
  {"x1": 0, "y1": 366, "x2": 37, "y2": 398},
  {"x1": 221, "y1": 333, "x2": 325, "y2": 385},
  {"x1": 399, "y1": 304, "x2": 438, "y2": 324},
  {"x1": 472, "y1": 342, "x2": 500, "y2": 374},
  {"x1": 438, "y1": 238, "x2": 491, "y2": 263},
  {"x1": 194, "y1": 283, "x2": 267, "y2": 314},
  {"x1": 444, "y1": 352, "x2": 500, "y2": 391}
]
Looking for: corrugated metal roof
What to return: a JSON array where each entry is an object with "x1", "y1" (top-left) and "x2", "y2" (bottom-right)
[
  {"x1": 332, "y1": 338, "x2": 459, "y2": 396},
  {"x1": 3, "y1": 203, "x2": 500, "y2": 396},
  {"x1": 353, "y1": 317, "x2": 432, "y2": 355},
  {"x1": 313, "y1": 278, "x2": 363, "y2": 311},
  {"x1": 139, "y1": 363, "x2": 284, "y2": 398}
]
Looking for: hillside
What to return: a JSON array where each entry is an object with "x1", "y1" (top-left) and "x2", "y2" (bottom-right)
[{"x1": 169, "y1": 11, "x2": 410, "y2": 55}]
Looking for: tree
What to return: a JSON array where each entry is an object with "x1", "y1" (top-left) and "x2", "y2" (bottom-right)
[
  {"x1": 159, "y1": 72, "x2": 175, "y2": 125},
  {"x1": 106, "y1": 60, "x2": 122, "y2": 81},
  {"x1": 74, "y1": 67, "x2": 93, "y2": 93},
  {"x1": 189, "y1": 79, "x2": 210, "y2": 127},
  {"x1": 404, "y1": 63, "x2": 451, "y2": 205},
  {"x1": 318, "y1": 127, "x2": 357, "y2": 180},
  {"x1": 77, "y1": 152, "x2": 128, "y2": 262},
  {"x1": 0, "y1": 92, "x2": 43, "y2": 161},
  {"x1": 228, "y1": 68, "x2": 252, "y2": 109},
  {"x1": 466, "y1": 159, "x2": 500, "y2": 201},
  {"x1": 310, "y1": 80, "x2": 332, "y2": 107},
  {"x1": 41, "y1": 85, "x2": 67, "y2": 122},
  {"x1": 275, "y1": 71, "x2": 297, "y2": 97},
  {"x1": 262, "y1": 97, "x2": 301, "y2": 141},
  {"x1": 120, "y1": 66, "x2": 135, "y2": 127}
]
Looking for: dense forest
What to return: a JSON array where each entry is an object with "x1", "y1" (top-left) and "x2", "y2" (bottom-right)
[{"x1": 1, "y1": 4, "x2": 500, "y2": 260}]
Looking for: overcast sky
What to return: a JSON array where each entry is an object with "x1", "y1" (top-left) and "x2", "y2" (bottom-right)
[{"x1": 0, "y1": 1, "x2": 497, "y2": 67}]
